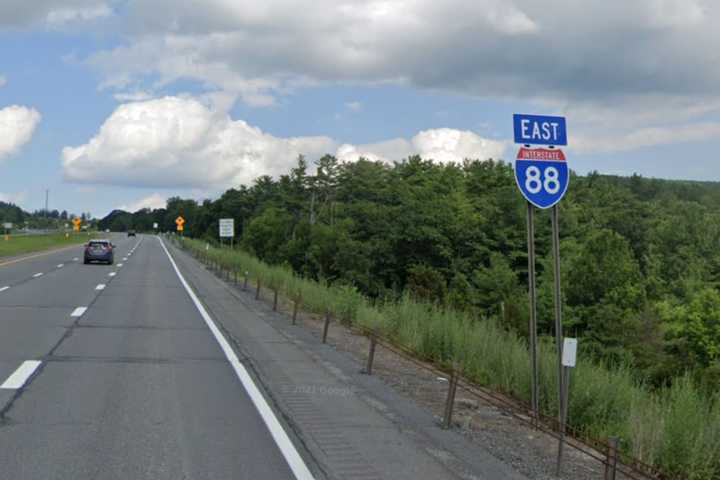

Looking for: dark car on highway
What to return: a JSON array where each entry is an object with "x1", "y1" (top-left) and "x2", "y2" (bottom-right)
[{"x1": 84, "y1": 239, "x2": 115, "y2": 265}]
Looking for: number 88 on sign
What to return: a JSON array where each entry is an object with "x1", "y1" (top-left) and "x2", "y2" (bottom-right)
[{"x1": 514, "y1": 147, "x2": 569, "y2": 209}]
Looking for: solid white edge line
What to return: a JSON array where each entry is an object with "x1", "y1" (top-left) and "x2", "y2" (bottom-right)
[
  {"x1": 158, "y1": 237, "x2": 315, "y2": 480},
  {"x1": 71, "y1": 307, "x2": 87, "y2": 317},
  {"x1": 0, "y1": 286, "x2": 9, "y2": 292},
  {"x1": 0, "y1": 360, "x2": 42, "y2": 389},
  {"x1": 95, "y1": 284, "x2": 106, "y2": 290}
]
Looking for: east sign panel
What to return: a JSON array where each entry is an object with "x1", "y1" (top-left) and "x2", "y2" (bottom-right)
[
  {"x1": 513, "y1": 114, "x2": 569, "y2": 209},
  {"x1": 513, "y1": 113, "x2": 567, "y2": 146}
]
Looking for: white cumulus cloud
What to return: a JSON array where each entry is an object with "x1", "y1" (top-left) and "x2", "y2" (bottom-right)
[
  {"x1": 118, "y1": 193, "x2": 167, "y2": 212},
  {"x1": 412, "y1": 129, "x2": 506, "y2": 163},
  {"x1": 337, "y1": 129, "x2": 506, "y2": 164},
  {"x1": 62, "y1": 95, "x2": 504, "y2": 189},
  {"x1": 85, "y1": 0, "x2": 717, "y2": 106},
  {"x1": 62, "y1": 96, "x2": 335, "y2": 188},
  {"x1": 74, "y1": 0, "x2": 720, "y2": 155},
  {"x1": 0, "y1": 106, "x2": 42, "y2": 160}
]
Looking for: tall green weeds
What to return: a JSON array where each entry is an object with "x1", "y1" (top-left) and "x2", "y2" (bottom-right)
[{"x1": 180, "y1": 237, "x2": 716, "y2": 478}]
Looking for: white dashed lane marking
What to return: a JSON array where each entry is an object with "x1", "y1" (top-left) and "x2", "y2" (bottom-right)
[
  {"x1": 32, "y1": 273, "x2": 43, "y2": 278},
  {"x1": 117, "y1": 264, "x2": 123, "y2": 267},
  {"x1": 70, "y1": 307, "x2": 87, "y2": 317},
  {"x1": 95, "y1": 284, "x2": 106, "y2": 291},
  {"x1": 57, "y1": 264, "x2": 64, "y2": 268},
  {"x1": 73, "y1": 257, "x2": 79, "y2": 262},
  {"x1": 0, "y1": 286, "x2": 9, "y2": 292},
  {"x1": 0, "y1": 361, "x2": 42, "y2": 390},
  {"x1": 108, "y1": 272, "x2": 116, "y2": 277}
]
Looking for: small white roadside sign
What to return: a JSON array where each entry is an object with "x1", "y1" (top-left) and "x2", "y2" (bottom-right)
[
  {"x1": 561, "y1": 338, "x2": 578, "y2": 368},
  {"x1": 219, "y1": 218, "x2": 235, "y2": 238}
]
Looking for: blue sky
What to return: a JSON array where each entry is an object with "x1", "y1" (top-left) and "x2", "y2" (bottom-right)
[{"x1": 1, "y1": 0, "x2": 720, "y2": 217}]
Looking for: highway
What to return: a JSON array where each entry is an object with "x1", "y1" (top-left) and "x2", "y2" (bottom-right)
[{"x1": 0, "y1": 234, "x2": 307, "y2": 479}]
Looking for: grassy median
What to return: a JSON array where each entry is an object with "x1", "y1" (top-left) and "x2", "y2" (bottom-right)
[
  {"x1": 0, "y1": 232, "x2": 94, "y2": 259},
  {"x1": 177, "y1": 236, "x2": 719, "y2": 479}
]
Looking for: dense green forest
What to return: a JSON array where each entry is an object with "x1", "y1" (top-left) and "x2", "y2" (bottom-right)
[{"x1": 103, "y1": 155, "x2": 720, "y2": 389}]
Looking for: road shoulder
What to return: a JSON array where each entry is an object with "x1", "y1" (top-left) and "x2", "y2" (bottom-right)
[{"x1": 169, "y1": 240, "x2": 529, "y2": 480}]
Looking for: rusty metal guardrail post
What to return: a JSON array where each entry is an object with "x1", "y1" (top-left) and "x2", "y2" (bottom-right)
[
  {"x1": 442, "y1": 364, "x2": 459, "y2": 429},
  {"x1": 604, "y1": 437, "x2": 619, "y2": 480},
  {"x1": 322, "y1": 311, "x2": 331, "y2": 343},
  {"x1": 364, "y1": 331, "x2": 377, "y2": 375},
  {"x1": 292, "y1": 299, "x2": 300, "y2": 325}
]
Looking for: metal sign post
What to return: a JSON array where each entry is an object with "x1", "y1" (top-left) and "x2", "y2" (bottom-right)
[
  {"x1": 552, "y1": 205, "x2": 564, "y2": 438},
  {"x1": 557, "y1": 337, "x2": 578, "y2": 476},
  {"x1": 526, "y1": 202, "x2": 539, "y2": 424},
  {"x1": 513, "y1": 113, "x2": 569, "y2": 429}
]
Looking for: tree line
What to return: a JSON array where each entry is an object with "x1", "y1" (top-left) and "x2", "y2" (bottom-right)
[
  {"x1": 0, "y1": 201, "x2": 93, "y2": 230},
  {"x1": 101, "y1": 155, "x2": 720, "y2": 389}
]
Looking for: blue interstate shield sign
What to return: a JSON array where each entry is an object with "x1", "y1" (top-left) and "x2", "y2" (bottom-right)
[{"x1": 514, "y1": 147, "x2": 569, "y2": 209}]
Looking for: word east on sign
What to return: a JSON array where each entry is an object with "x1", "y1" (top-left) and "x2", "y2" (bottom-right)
[
  {"x1": 513, "y1": 114, "x2": 567, "y2": 146},
  {"x1": 514, "y1": 147, "x2": 569, "y2": 209}
]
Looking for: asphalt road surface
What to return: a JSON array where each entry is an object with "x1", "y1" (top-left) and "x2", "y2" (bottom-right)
[{"x1": 0, "y1": 234, "x2": 311, "y2": 479}]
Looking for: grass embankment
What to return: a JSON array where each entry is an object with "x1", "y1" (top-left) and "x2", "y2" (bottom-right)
[
  {"x1": 0, "y1": 232, "x2": 93, "y2": 259},
  {"x1": 180, "y1": 237, "x2": 719, "y2": 479}
]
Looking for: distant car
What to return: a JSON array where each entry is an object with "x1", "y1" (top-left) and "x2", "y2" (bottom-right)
[
  {"x1": 127, "y1": 230, "x2": 136, "y2": 237},
  {"x1": 84, "y1": 239, "x2": 114, "y2": 265}
]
